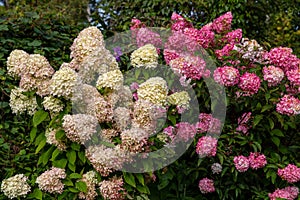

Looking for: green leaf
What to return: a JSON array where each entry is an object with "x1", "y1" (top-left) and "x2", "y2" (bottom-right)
[
  {"x1": 28, "y1": 188, "x2": 43, "y2": 200},
  {"x1": 68, "y1": 187, "x2": 79, "y2": 193},
  {"x1": 268, "y1": 118, "x2": 274, "y2": 130},
  {"x1": 0, "y1": 25, "x2": 9, "y2": 31},
  {"x1": 271, "y1": 137, "x2": 280, "y2": 147},
  {"x1": 28, "y1": 40, "x2": 42, "y2": 47},
  {"x1": 261, "y1": 104, "x2": 273, "y2": 113},
  {"x1": 63, "y1": 179, "x2": 74, "y2": 186},
  {"x1": 271, "y1": 129, "x2": 284, "y2": 137},
  {"x1": 53, "y1": 158, "x2": 67, "y2": 168},
  {"x1": 33, "y1": 110, "x2": 48, "y2": 127},
  {"x1": 75, "y1": 181, "x2": 87, "y2": 193},
  {"x1": 30, "y1": 127, "x2": 37, "y2": 143},
  {"x1": 69, "y1": 173, "x2": 82, "y2": 179},
  {"x1": 253, "y1": 115, "x2": 263, "y2": 127},
  {"x1": 67, "y1": 150, "x2": 76, "y2": 165},
  {"x1": 136, "y1": 185, "x2": 150, "y2": 194},
  {"x1": 51, "y1": 148, "x2": 61, "y2": 161},
  {"x1": 124, "y1": 172, "x2": 136, "y2": 188},
  {"x1": 71, "y1": 143, "x2": 81, "y2": 151},
  {"x1": 68, "y1": 163, "x2": 76, "y2": 172},
  {"x1": 78, "y1": 151, "x2": 86, "y2": 163},
  {"x1": 55, "y1": 130, "x2": 65, "y2": 140},
  {"x1": 135, "y1": 174, "x2": 145, "y2": 186},
  {"x1": 35, "y1": 137, "x2": 46, "y2": 154}
]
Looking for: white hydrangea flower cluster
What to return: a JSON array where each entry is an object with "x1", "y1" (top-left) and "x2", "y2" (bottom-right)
[
  {"x1": 9, "y1": 87, "x2": 38, "y2": 115},
  {"x1": 85, "y1": 145, "x2": 131, "y2": 177},
  {"x1": 137, "y1": 77, "x2": 168, "y2": 106},
  {"x1": 233, "y1": 38, "x2": 266, "y2": 63},
  {"x1": 6, "y1": 49, "x2": 29, "y2": 78},
  {"x1": 62, "y1": 114, "x2": 98, "y2": 144},
  {"x1": 96, "y1": 70, "x2": 123, "y2": 91},
  {"x1": 42, "y1": 96, "x2": 64, "y2": 115},
  {"x1": 113, "y1": 107, "x2": 132, "y2": 131},
  {"x1": 0, "y1": 174, "x2": 31, "y2": 199},
  {"x1": 36, "y1": 167, "x2": 66, "y2": 194},
  {"x1": 45, "y1": 128, "x2": 67, "y2": 151},
  {"x1": 78, "y1": 171, "x2": 99, "y2": 200},
  {"x1": 132, "y1": 100, "x2": 157, "y2": 133},
  {"x1": 120, "y1": 127, "x2": 148, "y2": 153},
  {"x1": 99, "y1": 177, "x2": 126, "y2": 200},
  {"x1": 49, "y1": 64, "x2": 79, "y2": 99},
  {"x1": 130, "y1": 44, "x2": 158, "y2": 68},
  {"x1": 167, "y1": 91, "x2": 190, "y2": 108}
]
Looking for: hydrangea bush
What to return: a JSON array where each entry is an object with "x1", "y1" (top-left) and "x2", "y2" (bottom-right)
[{"x1": 1, "y1": 12, "x2": 300, "y2": 200}]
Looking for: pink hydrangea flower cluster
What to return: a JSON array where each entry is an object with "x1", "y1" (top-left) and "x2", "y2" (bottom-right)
[
  {"x1": 215, "y1": 43, "x2": 235, "y2": 60},
  {"x1": 198, "y1": 178, "x2": 215, "y2": 194},
  {"x1": 211, "y1": 11, "x2": 233, "y2": 33},
  {"x1": 286, "y1": 68, "x2": 300, "y2": 87},
  {"x1": 171, "y1": 12, "x2": 193, "y2": 32},
  {"x1": 183, "y1": 27, "x2": 215, "y2": 48},
  {"x1": 276, "y1": 95, "x2": 300, "y2": 116},
  {"x1": 196, "y1": 113, "x2": 221, "y2": 134},
  {"x1": 213, "y1": 66, "x2": 240, "y2": 86},
  {"x1": 269, "y1": 186, "x2": 299, "y2": 200},
  {"x1": 36, "y1": 167, "x2": 66, "y2": 194},
  {"x1": 196, "y1": 136, "x2": 218, "y2": 157},
  {"x1": 233, "y1": 155, "x2": 249, "y2": 172},
  {"x1": 136, "y1": 28, "x2": 162, "y2": 50},
  {"x1": 238, "y1": 72, "x2": 261, "y2": 96},
  {"x1": 263, "y1": 47, "x2": 300, "y2": 72},
  {"x1": 248, "y1": 152, "x2": 267, "y2": 169},
  {"x1": 278, "y1": 164, "x2": 300, "y2": 183},
  {"x1": 262, "y1": 65, "x2": 285, "y2": 87},
  {"x1": 175, "y1": 122, "x2": 197, "y2": 142},
  {"x1": 130, "y1": 18, "x2": 145, "y2": 39},
  {"x1": 163, "y1": 49, "x2": 180, "y2": 65},
  {"x1": 236, "y1": 112, "x2": 252, "y2": 134},
  {"x1": 99, "y1": 177, "x2": 126, "y2": 200},
  {"x1": 222, "y1": 28, "x2": 243, "y2": 44}
]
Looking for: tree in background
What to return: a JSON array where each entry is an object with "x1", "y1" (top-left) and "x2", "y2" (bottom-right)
[{"x1": 89, "y1": 0, "x2": 299, "y2": 56}]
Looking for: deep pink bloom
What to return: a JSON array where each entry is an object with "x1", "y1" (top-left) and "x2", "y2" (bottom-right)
[
  {"x1": 136, "y1": 28, "x2": 162, "y2": 51},
  {"x1": 130, "y1": 18, "x2": 145, "y2": 39},
  {"x1": 278, "y1": 164, "x2": 300, "y2": 183},
  {"x1": 215, "y1": 43, "x2": 235, "y2": 60},
  {"x1": 211, "y1": 12, "x2": 233, "y2": 33},
  {"x1": 233, "y1": 155, "x2": 249, "y2": 172},
  {"x1": 263, "y1": 47, "x2": 300, "y2": 72},
  {"x1": 236, "y1": 112, "x2": 252, "y2": 134},
  {"x1": 163, "y1": 49, "x2": 180, "y2": 65},
  {"x1": 286, "y1": 68, "x2": 300, "y2": 87},
  {"x1": 269, "y1": 186, "x2": 299, "y2": 200},
  {"x1": 262, "y1": 65, "x2": 284, "y2": 87},
  {"x1": 238, "y1": 72, "x2": 261, "y2": 96},
  {"x1": 222, "y1": 29, "x2": 243, "y2": 44},
  {"x1": 276, "y1": 95, "x2": 300, "y2": 116},
  {"x1": 170, "y1": 13, "x2": 193, "y2": 32},
  {"x1": 198, "y1": 178, "x2": 215, "y2": 194},
  {"x1": 196, "y1": 113, "x2": 221, "y2": 134},
  {"x1": 196, "y1": 136, "x2": 218, "y2": 157},
  {"x1": 248, "y1": 152, "x2": 267, "y2": 169},
  {"x1": 213, "y1": 66, "x2": 240, "y2": 86},
  {"x1": 175, "y1": 122, "x2": 196, "y2": 142}
]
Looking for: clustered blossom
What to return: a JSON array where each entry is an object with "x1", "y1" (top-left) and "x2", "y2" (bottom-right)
[
  {"x1": 269, "y1": 186, "x2": 299, "y2": 200},
  {"x1": 211, "y1": 11, "x2": 233, "y2": 33},
  {"x1": 163, "y1": 49, "x2": 180, "y2": 65},
  {"x1": 62, "y1": 114, "x2": 98, "y2": 144},
  {"x1": 196, "y1": 136, "x2": 218, "y2": 157},
  {"x1": 70, "y1": 26, "x2": 104, "y2": 63},
  {"x1": 167, "y1": 91, "x2": 190, "y2": 108},
  {"x1": 85, "y1": 145, "x2": 130, "y2": 177},
  {"x1": 136, "y1": 28, "x2": 162, "y2": 50},
  {"x1": 211, "y1": 163, "x2": 222, "y2": 174},
  {"x1": 171, "y1": 12, "x2": 193, "y2": 32},
  {"x1": 78, "y1": 171, "x2": 98, "y2": 200},
  {"x1": 196, "y1": 113, "x2": 221, "y2": 134},
  {"x1": 9, "y1": 87, "x2": 38, "y2": 115},
  {"x1": 233, "y1": 155, "x2": 249, "y2": 172},
  {"x1": 248, "y1": 152, "x2": 267, "y2": 169},
  {"x1": 213, "y1": 66, "x2": 240, "y2": 86},
  {"x1": 132, "y1": 100, "x2": 157, "y2": 133},
  {"x1": 120, "y1": 127, "x2": 148, "y2": 153},
  {"x1": 42, "y1": 96, "x2": 64, "y2": 115},
  {"x1": 278, "y1": 164, "x2": 300, "y2": 183},
  {"x1": 233, "y1": 38, "x2": 266, "y2": 63},
  {"x1": 175, "y1": 122, "x2": 197, "y2": 142},
  {"x1": 198, "y1": 178, "x2": 215, "y2": 194},
  {"x1": 96, "y1": 70, "x2": 123, "y2": 91},
  {"x1": 286, "y1": 68, "x2": 300, "y2": 87},
  {"x1": 1, "y1": 174, "x2": 31, "y2": 199},
  {"x1": 137, "y1": 77, "x2": 168, "y2": 106},
  {"x1": 113, "y1": 107, "x2": 132, "y2": 131},
  {"x1": 238, "y1": 72, "x2": 261, "y2": 96},
  {"x1": 262, "y1": 65, "x2": 285, "y2": 87},
  {"x1": 36, "y1": 167, "x2": 66, "y2": 194},
  {"x1": 222, "y1": 29, "x2": 242, "y2": 44},
  {"x1": 215, "y1": 43, "x2": 235, "y2": 60},
  {"x1": 235, "y1": 112, "x2": 252, "y2": 134},
  {"x1": 263, "y1": 47, "x2": 300, "y2": 72},
  {"x1": 276, "y1": 95, "x2": 300, "y2": 116},
  {"x1": 99, "y1": 177, "x2": 126, "y2": 200},
  {"x1": 6, "y1": 49, "x2": 29, "y2": 78},
  {"x1": 50, "y1": 64, "x2": 79, "y2": 99},
  {"x1": 130, "y1": 44, "x2": 158, "y2": 68},
  {"x1": 45, "y1": 128, "x2": 67, "y2": 151}
]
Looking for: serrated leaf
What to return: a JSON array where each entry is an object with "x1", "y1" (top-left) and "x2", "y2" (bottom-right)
[
  {"x1": 75, "y1": 181, "x2": 87, "y2": 193},
  {"x1": 69, "y1": 173, "x2": 82, "y2": 179},
  {"x1": 271, "y1": 129, "x2": 284, "y2": 137},
  {"x1": 51, "y1": 148, "x2": 61, "y2": 161},
  {"x1": 67, "y1": 150, "x2": 76, "y2": 165},
  {"x1": 124, "y1": 173, "x2": 136, "y2": 188},
  {"x1": 253, "y1": 115, "x2": 263, "y2": 127},
  {"x1": 53, "y1": 158, "x2": 67, "y2": 168},
  {"x1": 33, "y1": 110, "x2": 48, "y2": 127},
  {"x1": 135, "y1": 174, "x2": 145, "y2": 186},
  {"x1": 68, "y1": 163, "x2": 76, "y2": 172},
  {"x1": 35, "y1": 137, "x2": 46, "y2": 154},
  {"x1": 68, "y1": 187, "x2": 79, "y2": 193},
  {"x1": 63, "y1": 179, "x2": 74, "y2": 186},
  {"x1": 136, "y1": 185, "x2": 149, "y2": 194}
]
